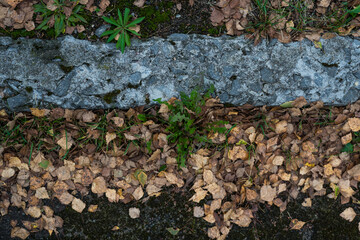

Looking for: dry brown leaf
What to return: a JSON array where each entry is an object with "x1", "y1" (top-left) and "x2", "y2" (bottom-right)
[
  {"x1": 82, "y1": 111, "x2": 96, "y2": 122},
  {"x1": 58, "y1": 192, "x2": 74, "y2": 205},
  {"x1": 207, "y1": 226, "x2": 220, "y2": 239},
  {"x1": 133, "y1": 0, "x2": 145, "y2": 8},
  {"x1": 35, "y1": 187, "x2": 49, "y2": 199},
  {"x1": 246, "y1": 188, "x2": 258, "y2": 201},
  {"x1": 55, "y1": 166, "x2": 71, "y2": 181},
  {"x1": 132, "y1": 186, "x2": 144, "y2": 200},
  {"x1": 340, "y1": 207, "x2": 356, "y2": 222},
  {"x1": 193, "y1": 206, "x2": 205, "y2": 218},
  {"x1": 302, "y1": 198, "x2": 312, "y2": 207},
  {"x1": 57, "y1": 135, "x2": 74, "y2": 150},
  {"x1": 26, "y1": 206, "x2": 41, "y2": 218},
  {"x1": 91, "y1": 176, "x2": 107, "y2": 194},
  {"x1": 275, "y1": 120, "x2": 287, "y2": 134},
  {"x1": 348, "y1": 118, "x2": 360, "y2": 132},
  {"x1": 189, "y1": 188, "x2": 208, "y2": 203},
  {"x1": 72, "y1": 198, "x2": 86, "y2": 213},
  {"x1": 30, "y1": 108, "x2": 49, "y2": 117},
  {"x1": 111, "y1": 117, "x2": 124, "y2": 127},
  {"x1": 129, "y1": 207, "x2": 140, "y2": 219},
  {"x1": 272, "y1": 155, "x2": 284, "y2": 166},
  {"x1": 11, "y1": 227, "x2": 29, "y2": 240},
  {"x1": 203, "y1": 169, "x2": 215, "y2": 184},
  {"x1": 260, "y1": 185, "x2": 276, "y2": 202},
  {"x1": 317, "y1": 0, "x2": 330, "y2": 8},
  {"x1": 106, "y1": 132, "x2": 117, "y2": 145},
  {"x1": 1, "y1": 167, "x2": 15, "y2": 180},
  {"x1": 233, "y1": 215, "x2": 252, "y2": 227},
  {"x1": 106, "y1": 188, "x2": 118, "y2": 202},
  {"x1": 290, "y1": 219, "x2": 306, "y2": 230},
  {"x1": 210, "y1": 8, "x2": 224, "y2": 25},
  {"x1": 146, "y1": 184, "x2": 161, "y2": 195}
]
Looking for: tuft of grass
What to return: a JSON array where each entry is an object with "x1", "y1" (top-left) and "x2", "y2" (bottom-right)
[{"x1": 154, "y1": 85, "x2": 227, "y2": 168}]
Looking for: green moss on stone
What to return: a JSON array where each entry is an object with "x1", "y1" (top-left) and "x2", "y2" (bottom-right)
[
  {"x1": 103, "y1": 90, "x2": 121, "y2": 104},
  {"x1": 25, "y1": 86, "x2": 33, "y2": 93}
]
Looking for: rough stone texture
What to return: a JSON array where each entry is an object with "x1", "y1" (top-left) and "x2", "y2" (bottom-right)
[{"x1": 0, "y1": 34, "x2": 359, "y2": 111}]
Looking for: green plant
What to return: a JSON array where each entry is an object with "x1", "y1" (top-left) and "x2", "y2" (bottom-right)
[
  {"x1": 324, "y1": 3, "x2": 360, "y2": 31},
  {"x1": 154, "y1": 85, "x2": 221, "y2": 168},
  {"x1": 34, "y1": 0, "x2": 87, "y2": 38},
  {"x1": 341, "y1": 131, "x2": 360, "y2": 153},
  {"x1": 101, "y1": 8, "x2": 145, "y2": 53}
]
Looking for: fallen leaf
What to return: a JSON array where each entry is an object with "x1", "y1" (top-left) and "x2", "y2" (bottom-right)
[
  {"x1": 302, "y1": 198, "x2": 312, "y2": 207},
  {"x1": 111, "y1": 226, "x2": 120, "y2": 231},
  {"x1": 233, "y1": 215, "x2": 252, "y2": 227},
  {"x1": 348, "y1": 118, "x2": 360, "y2": 132},
  {"x1": 203, "y1": 169, "x2": 215, "y2": 184},
  {"x1": 30, "y1": 108, "x2": 49, "y2": 117},
  {"x1": 106, "y1": 188, "x2": 118, "y2": 202},
  {"x1": 35, "y1": 187, "x2": 49, "y2": 199},
  {"x1": 2, "y1": 167, "x2": 15, "y2": 180},
  {"x1": 275, "y1": 120, "x2": 287, "y2": 134},
  {"x1": 72, "y1": 198, "x2": 86, "y2": 213},
  {"x1": 11, "y1": 227, "x2": 29, "y2": 240},
  {"x1": 189, "y1": 188, "x2": 208, "y2": 203},
  {"x1": 340, "y1": 207, "x2": 356, "y2": 222},
  {"x1": 91, "y1": 176, "x2": 107, "y2": 194},
  {"x1": 146, "y1": 184, "x2": 161, "y2": 195},
  {"x1": 57, "y1": 135, "x2": 74, "y2": 150},
  {"x1": 207, "y1": 226, "x2": 220, "y2": 239},
  {"x1": 88, "y1": 205, "x2": 98, "y2": 212},
  {"x1": 133, "y1": 0, "x2": 145, "y2": 8},
  {"x1": 26, "y1": 206, "x2": 41, "y2": 218},
  {"x1": 55, "y1": 166, "x2": 71, "y2": 181},
  {"x1": 58, "y1": 191, "x2": 74, "y2": 205},
  {"x1": 193, "y1": 206, "x2": 205, "y2": 218},
  {"x1": 129, "y1": 207, "x2": 140, "y2": 219},
  {"x1": 290, "y1": 219, "x2": 306, "y2": 230},
  {"x1": 166, "y1": 227, "x2": 180, "y2": 236},
  {"x1": 106, "y1": 132, "x2": 117, "y2": 145},
  {"x1": 132, "y1": 186, "x2": 144, "y2": 200},
  {"x1": 260, "y1": 185, "x2": 276, "y2": 202},
  {"x1": 272, "y1": 155, "x2": 284, "y2": 165}
]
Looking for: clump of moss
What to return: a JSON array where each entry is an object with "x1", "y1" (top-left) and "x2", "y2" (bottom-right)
[{"x1": 103, "y1": 90, "x2": 121, "y2": 104}]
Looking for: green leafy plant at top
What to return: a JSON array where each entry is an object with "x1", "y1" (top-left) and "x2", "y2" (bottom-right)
[
  {"x1": 101, "y1": 8, "x2": 145, "y2": 53},
  {"x1": 34, "y1": 0, "x2": 87, "y2": 38},
  {"x1": 154, "y1": 85, "x2": 227, "y2": 168}
]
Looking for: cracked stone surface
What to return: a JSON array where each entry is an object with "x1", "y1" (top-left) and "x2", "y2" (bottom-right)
[{"x1": 0, "y1": 34, "x2": 359, "y2": 111}]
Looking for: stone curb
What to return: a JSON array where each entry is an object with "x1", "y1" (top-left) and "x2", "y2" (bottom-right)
[{"x1": 0, "y1": 34, "x2": 359, "y2": 112}]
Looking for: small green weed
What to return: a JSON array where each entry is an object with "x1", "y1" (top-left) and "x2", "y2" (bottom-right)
[
  {"x1": 34, "y1": 0, "x2": 87, "y2": 38},
  {"x1": 154, "y1": 85, "x2": 222, "y2": 168},
  {"x1": 101, "y1": 8, "x2": 145, "y2": 53},
  {"x1": 341, "y1": 131, "x2": 360, "y2": 153}
]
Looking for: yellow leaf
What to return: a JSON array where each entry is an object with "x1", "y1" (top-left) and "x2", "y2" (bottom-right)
[
  {"x1": 305, "y1": 163, "x2": 315, "y2": 168},
  {"x1": 137, "y1": 171, "x2": 147, "y2": 187},
  {"x1": 30, "y1": 108, "x2": 49, "y2": 117},
  {"x1": 314, "y1": 41, "x2": 322, "y2": 49}
]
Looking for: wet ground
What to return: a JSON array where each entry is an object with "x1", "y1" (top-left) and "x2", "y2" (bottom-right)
[{"x1": 1, "y1": 187, "x2": 360, "y2": 240}]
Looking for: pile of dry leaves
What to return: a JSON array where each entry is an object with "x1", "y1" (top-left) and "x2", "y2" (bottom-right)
[
  {"x1": 0, "y1": 0, "x2": 109, "y2": 32},
  {"x1": 1, "y1": 96, "x2": 360, "y2": 239},
  {"x1": 211, "y1": 0, "x2": 360, "y2": 45}
]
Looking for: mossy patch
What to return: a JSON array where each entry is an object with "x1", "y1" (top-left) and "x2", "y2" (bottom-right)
[
  {"x1": 25, "y1": 86, "x2": 33, "y2": 93},
  {"x1": 102, "y1": 90, "x2": 121, "y2": 104}
]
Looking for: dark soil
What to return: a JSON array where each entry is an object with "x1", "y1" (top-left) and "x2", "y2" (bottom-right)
[{"x1": 1, "y1": 188, "x2": 360, "y2": 240}]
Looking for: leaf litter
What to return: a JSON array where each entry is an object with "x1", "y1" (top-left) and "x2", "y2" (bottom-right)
[{"x1": 2, "y1": 97, "x2": 360, "y2": 238}]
